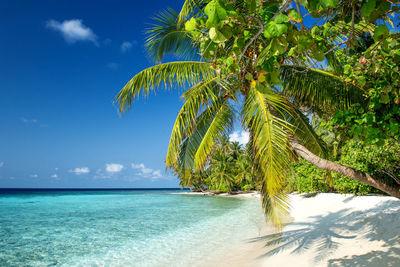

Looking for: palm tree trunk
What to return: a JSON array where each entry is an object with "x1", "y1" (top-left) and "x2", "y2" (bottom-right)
[{"x1": 290, "y1": 139, "x2": 400, "y2": 199}]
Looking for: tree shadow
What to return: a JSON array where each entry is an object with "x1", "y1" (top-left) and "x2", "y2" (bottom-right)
[
  {"x1": 301, "y1": 192, "x2": 319, "y2": 198},
  {"x1": 248, "y1": 199, "x2": 400, "y2": 264}
]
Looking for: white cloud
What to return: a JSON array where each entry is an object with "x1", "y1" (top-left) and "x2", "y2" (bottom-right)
[
  {"x1": 131, "y1": 162, "x2": 163, "y2": 179},
  {"x1": 229, "y1": 130, "x2": 250, "y2": 145},
  {"x1": 141, "y1": 168, "x2": 153, "y2": 174},
  {"x1": 131, "y1": 163, "x2": 145, "y2": 169},
  {"x1": 0, "y1": 162, "x2": 3, "y2": 168},
  {"x1": 69, "y1": 167, "x2": 90, "y2": 175},
  {"x1": 46, "y1": 19, "x2": 98, "y2": 45},
  {"x1": 152, "y1": 170, "x2": 162, "y2": 179},
  {"x1": 51, "y1": 174, "x2": 58, "y2": 178},
  {"x1": 21, "y1": 117, "x2": 37, "y2": 123},
  {"x1": 105, "y1": 163, "x2": 124, "y2": 173},
  {"x1": 120, "y1": 41, "x2": 133, "y2": 52},
  {"x1": 30, "y1": 174, "x2": 38, "y2": 178},
  {"x1": 55, "y1": 168, "x2": 59, "y2": 171}
]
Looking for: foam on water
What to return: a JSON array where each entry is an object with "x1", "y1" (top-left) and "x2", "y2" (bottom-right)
[{"x1": 0, "y1": 190, "x2": 264, "y2": 266}]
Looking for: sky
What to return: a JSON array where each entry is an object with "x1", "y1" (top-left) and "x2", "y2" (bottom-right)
[{"x1": 0, "y1": 0, "x2": 248, "y2": 188}]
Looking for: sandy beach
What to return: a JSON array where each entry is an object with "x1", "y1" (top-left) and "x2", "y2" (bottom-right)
[{"x1": 204, "y1": 192, "x2": 400, "y2": 267}]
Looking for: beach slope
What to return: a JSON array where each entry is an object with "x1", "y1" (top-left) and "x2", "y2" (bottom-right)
[{"x1": 216, "y1": 193, "x2": 400, "y2": 267}]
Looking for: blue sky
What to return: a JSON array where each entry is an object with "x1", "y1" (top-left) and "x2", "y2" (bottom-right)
[
  {"x1": 0, "y1": 0, "x2": 205, "y2": 188},
  {"x1": 0, "y1": 1, "x2": 355, "y2": 188}
]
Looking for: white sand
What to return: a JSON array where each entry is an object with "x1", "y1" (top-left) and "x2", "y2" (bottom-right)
[{"x1": 212, "y1": 193, "x2": 400, "y2": 267}]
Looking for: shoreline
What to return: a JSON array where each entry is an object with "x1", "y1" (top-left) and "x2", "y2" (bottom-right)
[
  {"x1": 182, "y1": 192, "x2": 400, "y2": 266},
  {"x1": 172, "y1": 190, "x2": 261, "y2": 198}
]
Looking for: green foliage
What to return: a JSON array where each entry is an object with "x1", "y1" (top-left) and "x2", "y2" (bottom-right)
[
  {"x1": 333, "y1": 140, "x2": 400, "y2": 193},
  {"x1": 146, "y1": 9, "x2": 199, "y2": 62},
  {"x1": 288, "y1": 9, "x2": 302, "y2": 22},
  {"x1": 287, "y1": 159, "x2": 331, "y2": 193},
  {"x1": 330, "y1": 36, "x2": 400, "y2": 145},
  {"x1": 361, "y1": 0, "x2": 376, "y2": 18},
  {"x1": 264, "y1": 21, "x2": 288, "y2": 38},
  {"x1": 181, "y1": 138, "x2": 261, "y2": 193},
  {"x1": 288, "y1": 140, "x2": 400, "y2": 195},
  {"x1": 204, "y1": 0, "x2": 227, "y2": 27}
]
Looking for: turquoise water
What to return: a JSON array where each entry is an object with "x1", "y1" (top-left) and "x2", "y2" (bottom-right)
[{"x1": 0, "y1": 190, "x2": 264, "y2": 266}]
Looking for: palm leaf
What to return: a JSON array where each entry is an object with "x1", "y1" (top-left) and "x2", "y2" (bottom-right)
[
  {"x1": 116, "y1": 61, "x2": 215, "y2": 113},
  {"x1": 146, "y1": 8, "x2": 200, "y2": 62},
  {"x1": 242, "y1": 86, "x2": 294, "y2": 227},
  {"x1": 280, "y1": 64, "x2": 365, "y2": 116},
  {"x1": 287, "y1": 107, "x2": 329, "y2": 158},
  {"x1": 177, "y1": 0, "x2": 203, "y2": 25},
  {"x1": 176, "y1": 97, "x2": 227, "y2": 178},
  {"x1": 194, "y1": 101, "x2": 234, "y2": 170},
  {"x1": 261, "y1": 188, "x2": 290, "y2": 228},
  {"x1": 166, "y1": 76, "x2": 219, "y2": 167}
]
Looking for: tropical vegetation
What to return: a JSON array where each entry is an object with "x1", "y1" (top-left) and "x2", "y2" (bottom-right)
[
  {"x1": 178, "y1": 137, "x2": 261, "y2": 192},
  {"x1": 178, "y1": 137, "x2": 400, "y2": 196},
  {"x1": 116, "y1": 0, "x2": 400, "y2": 226}
]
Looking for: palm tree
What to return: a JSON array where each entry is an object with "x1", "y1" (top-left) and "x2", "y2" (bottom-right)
[
  {"x1": 116, "y1": 1, "x2": 400, "y2": 225},
  {"x1": 229, "y1": 141, "x2": 243, "y2": 161},
  {"x1": 218, "y1": 135, "x2": 231, "y2": 155},
  {"x1": 235, "y1": 154, "x2": 255, "y2": 189},
  {"x1": 210, "y1": 151, "x2": 235, "y2": 192}
]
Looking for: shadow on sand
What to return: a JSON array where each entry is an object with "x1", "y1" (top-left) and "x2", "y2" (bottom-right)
[{"x1": 248, "y1": 197, "x2": 400, "y2": 266}]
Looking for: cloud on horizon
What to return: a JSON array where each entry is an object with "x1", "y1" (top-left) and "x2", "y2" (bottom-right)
[
  {"x1": 46, "y1": 19, "x2": 98, "y2": 45},
  {"x1": 69, "y1": 167, "x2": 90, "y2": 175},
  {"x1": 30, "y1": 174, "x2": 38, "y2": 178},
  {"x1": 131, "y1": 162, "x2": 162, "y2": 179},
  {"x1": 51, "y1": 174, "x2": 58, "y2": 179},
  {"x1": 90, "y1": 163, "x2": 168, "y2": 181},
  {"x1": 105, "y1": 163, "x2": 124, "y2": 173},
  {"x1": 229, "y1": 130, "x2": 249, "y2": 145},
  {"x1": 0, "y1": 162, "x2": 3, "y2": 168}
]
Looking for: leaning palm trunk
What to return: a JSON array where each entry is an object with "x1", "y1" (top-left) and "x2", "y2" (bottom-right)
[{"x1": 290, "y1": 139, "x2": 400, "y2": 199}]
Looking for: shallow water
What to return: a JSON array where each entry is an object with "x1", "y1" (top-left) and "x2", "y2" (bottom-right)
[{"x1": 0, "y1": 189, "x2": 264, "y2": 266}]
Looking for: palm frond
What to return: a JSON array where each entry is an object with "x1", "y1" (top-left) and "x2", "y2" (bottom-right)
[
  {"x1": 166, "y1": 76, "x2": 219, "y2": 167},
  {"x1": 242, "y1": 86, "x2": 294, "y2": 227},
  {"x1": 194, "y1": 101, "x2": 234, "y2": 170},
  {"x1": 177, "y1": 0, "x2": 203, "y2": 25},
  {"x1": 280, "y1": 65, "x2": 365, "y2": 116},
  {"x1": 288, "y1": 107, "x2": 329, "y2": 158},
  {"x1": 116, "y1": 61, "x2": 215, "y2": 113},
  {"x1": 146, "y1": 8, "x2": 200, "y2": 62},
  {"x1": 261, "y1": 188, "x2": 290, "y2": 228},
  {"x1": 335, "y1": 21, "x2": 375, "y2": 39},
  {"x1": 176, "y1": 97, "x2": 227, "y2": 178}
]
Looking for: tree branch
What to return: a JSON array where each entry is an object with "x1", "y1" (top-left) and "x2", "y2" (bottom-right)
[
  {"x1": 294, "y1": 0, "x2": 304, "y2": 31},
  {"x1": 239, "y1": 16, "x2": 265, "y2": 63}
]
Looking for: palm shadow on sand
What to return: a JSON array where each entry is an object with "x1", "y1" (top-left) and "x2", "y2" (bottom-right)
[{"x1": 248, "y1": 197, "x2": 400, "y2": 265}]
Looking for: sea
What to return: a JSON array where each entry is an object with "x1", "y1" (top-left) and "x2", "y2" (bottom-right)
[{"x1": 0, "y1": 189, "x2": 265, "y2": 266}]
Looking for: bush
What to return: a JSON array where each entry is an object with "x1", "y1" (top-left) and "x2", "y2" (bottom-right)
[
  {"x1": 287, "y1": 140, "x2": 400, "y2": 195},
  {"x1": 332, "y1": 139, "x2": 400, "y2": 195},
  {"x1": 242, "y1": 184, "x2": 255, "y2": 192},
  {"x1": 287, "y1": 159, "x2": 331, "y2": 193}
]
